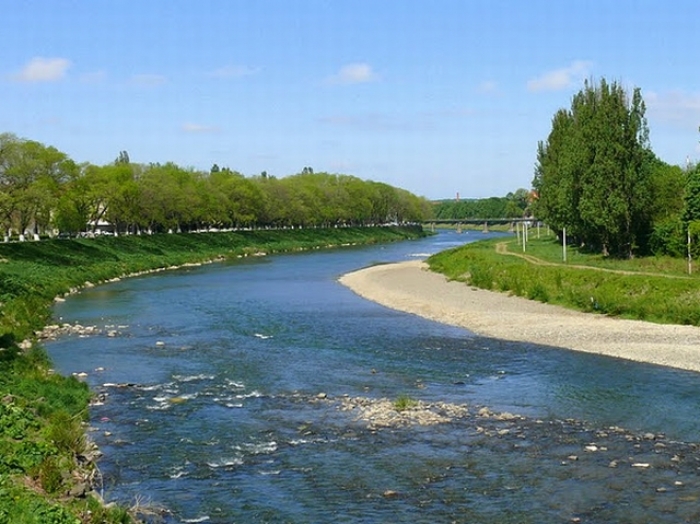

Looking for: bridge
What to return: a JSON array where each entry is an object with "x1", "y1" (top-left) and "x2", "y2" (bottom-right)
[
  {"x1": 423, "y1": 217, "x2": 536, "y2": 233},
  {"x1": 427, "y1": 218, "x2": 532, "y2": 225}
]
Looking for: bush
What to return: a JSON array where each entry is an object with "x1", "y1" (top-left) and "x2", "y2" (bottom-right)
[
  {"x1": 468, "y1": 262, "x2": 494, "y2": 290},
  {"x1": 46, "y1": 411, "x2": 86, "y2": 455},
  {"x1": 394, "y1": 395, "x2": 418, "y2": 412},
  {"x1": 528, "y1": 281, "x2": 550, "y2": 303},
  {"x1": 37, "y1": 455, "x2": 64, "y2": 494}
]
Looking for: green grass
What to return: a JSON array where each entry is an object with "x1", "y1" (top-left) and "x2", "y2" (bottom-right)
[
  {"x1": 428, "y1": 235, "x2": 700, "y2": 326},
  {"x1": 394, "y1": 395, "x2": 419, "y2": 412},
  {"x1": 512, "y1": 233, "x2": 694, "y2": 275},
  {"x1": 0, "y1": 225, "x2": 427, "y2": 523},
  {"x1": 0, "y1": 226, "x2": 427, "y2": 342}
]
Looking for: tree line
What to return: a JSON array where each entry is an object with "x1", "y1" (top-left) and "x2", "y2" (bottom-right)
[
  {"x1": 431, "y1": 188, "x2": 532, "y2": 220},
  {"x1": 0, "y1": 133, "x2": 433, "y2": 238},
  {"x1": 532, "y1": 78, "x2": 694, "y2": 259}
]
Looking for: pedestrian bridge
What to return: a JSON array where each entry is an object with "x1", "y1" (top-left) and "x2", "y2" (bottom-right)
[{"x1": 424, "y1": 217, "x2": 534, "y2": 232}]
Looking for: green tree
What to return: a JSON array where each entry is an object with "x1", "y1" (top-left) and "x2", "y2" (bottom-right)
[
  {"x1": 533, "y1": 79, "x2": 652, "y2": 257},
  {"x1": 114, "y1": 150, "x2": 130, "y2": 165},
  {"x1": 0, "y1": 134, "x2": 75, "y2": 238}
]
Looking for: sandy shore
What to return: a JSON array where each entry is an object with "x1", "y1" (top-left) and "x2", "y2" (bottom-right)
[{"x1": 339, "y1": 260, "x2": 700, "y2": 373}]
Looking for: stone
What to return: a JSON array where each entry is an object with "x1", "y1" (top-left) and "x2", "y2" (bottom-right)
[{"x1": 68, "y1": 482, "x2": 88, "y2": 498}]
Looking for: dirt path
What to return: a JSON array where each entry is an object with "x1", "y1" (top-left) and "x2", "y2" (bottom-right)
[{"x1": 495, "y1": 241, "x2": 692, "y2": 279}]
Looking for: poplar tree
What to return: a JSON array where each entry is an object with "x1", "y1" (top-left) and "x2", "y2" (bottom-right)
[{"x1": 533, "y1": 79, "x2": 652, "y2": 257}]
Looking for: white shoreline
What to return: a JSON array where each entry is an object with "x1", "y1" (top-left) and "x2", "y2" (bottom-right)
[{"x1": 339, "y1": 260, "x2": 700, "y2": 373}]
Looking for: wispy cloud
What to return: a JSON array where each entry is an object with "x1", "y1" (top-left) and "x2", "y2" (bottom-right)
[
  {"x1": 181, "y1": 122, "x2": 220, "y2": 134},
  {"x1": 130, "y1": 73, "x2": 167, "y2": 87},
  {"x1": 326, "y1": 63, "x2": 378, "y2": 85},
  {"x1": 12, "y1": 57, "x2": 71, "y2": 82},
  {"x1": 527, "y1": 60, "x2": 593, "y2": 92},
  {"x1": 208, "y1": 65, "x2": 259, "y2": 79},
  {"x1": 646, "y1": 90, "x2": 700, "y2": 129}
]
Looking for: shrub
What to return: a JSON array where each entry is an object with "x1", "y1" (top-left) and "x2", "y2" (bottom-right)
[
  {"x1": 528, "y1": 282, "x2": 550, "y2": 303},
  {"x1": 37, "y1": 455, "x2": 64, "y2": 494},
  {"x1": 468, "y1": 263, "x2": 494, "y2": 290},
  {"x1": 394, "y1": 395, "x2": 418, "y2": 412},
  {"x1": 46, "y1": 411, "x2": 86, "y2": 455}
]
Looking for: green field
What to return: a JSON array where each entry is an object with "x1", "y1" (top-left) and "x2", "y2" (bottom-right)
[{"x1": 428, "y1": 234, "x2": 700, "y2": 326}]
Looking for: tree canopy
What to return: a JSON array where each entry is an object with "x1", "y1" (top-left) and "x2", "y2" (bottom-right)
[
  {"x1": 0, "y1": 134, "x2": 432, "y2": 238},
  {"x1": 532, "y1": 79, "x2": 654, "y2": 257},
  {"x1": 432, "y1": 189, "x2": 532, "y2": 220}
]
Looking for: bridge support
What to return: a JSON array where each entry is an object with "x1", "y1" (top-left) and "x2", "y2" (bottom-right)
[{"x1": 482, "y1": 221, "x2": 488, "y2": 233}]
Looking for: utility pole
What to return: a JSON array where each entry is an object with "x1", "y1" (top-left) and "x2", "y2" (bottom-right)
[
  {"x1": 563, "y1": 227, "x2": 567, "y2": 262},
  {"x1": 688, "y1": 229, "x2": 692, "y2": 275}
]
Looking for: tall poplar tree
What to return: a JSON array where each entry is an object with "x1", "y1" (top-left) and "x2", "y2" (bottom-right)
[{"x1": 533, "y1": 79, "x2": 652, "y2": 257}]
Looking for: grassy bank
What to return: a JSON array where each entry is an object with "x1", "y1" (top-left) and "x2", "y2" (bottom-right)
[
  {"x1": 428, "y1": 235, "x2": 700, "y2": 326},
  {"x1": 0, "y1": 225, "x2": 426, "y2": 523}
]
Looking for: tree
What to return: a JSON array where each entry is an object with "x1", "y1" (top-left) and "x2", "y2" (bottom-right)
[
  {"x1": 533, "y1": 79, "x2": 652, "y2": 257},
  {"x1": 115, "y1": 150, "x2": 130, "y2": 165},
  {"x1": 0, "y1": 134, "x2": 75, "y2": 237}
]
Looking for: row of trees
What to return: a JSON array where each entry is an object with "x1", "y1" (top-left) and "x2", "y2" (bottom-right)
[
  {"x1": 532, "y1": 78, "x2": 691, "y2": 258},
  {"x1": 432, "y1": 188, "x2": 532, "y2": 220},
  {"x1": 0, "y1": 133, "x2": 432, "y2": 237}
]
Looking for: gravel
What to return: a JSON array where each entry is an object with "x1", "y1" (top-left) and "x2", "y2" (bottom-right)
[{"x1": 339, "y1": 261, "x2": 700, "y2": 373}]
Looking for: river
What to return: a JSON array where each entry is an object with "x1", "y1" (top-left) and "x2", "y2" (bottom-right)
[{"x1": 46, "y1": 230, "x2": 700, "y2": 523}]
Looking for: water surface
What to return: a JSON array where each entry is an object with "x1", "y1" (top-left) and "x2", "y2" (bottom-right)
[{"x1": 47, "y1": 231, "x2": 700, "y2": 523}]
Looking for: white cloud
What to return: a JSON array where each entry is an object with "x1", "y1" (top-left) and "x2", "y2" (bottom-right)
[
  {"x1": 181, "y1": 123, "x2": 220, "y2": 134},
  {"x1": 12, "y1": 57, "x2": 71, "y2": 82},
  {"x1": 209, "y1": 65, "x2": 259, "y2": 78},
  {"x1": 527, "y1": 60, "x2": 593, "y2": 92},
  {"x1": 326, "y1": 63, "x2": 377, "y2": 85},
  {"x1": 646, "y1": 90, "x2": 700, "y2": 128},
  {"x1": 130, "y1": 73, "x2": 167, "y2": 87}
]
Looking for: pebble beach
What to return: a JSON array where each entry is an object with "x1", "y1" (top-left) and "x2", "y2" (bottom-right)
[{"x1": 339, "y1": 260, "x2": 700, "y2": 373}]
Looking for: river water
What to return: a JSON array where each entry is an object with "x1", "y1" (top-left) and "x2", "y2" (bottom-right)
[{"x1": 46, "y1": 231, "x2": 700, "y2": 523}]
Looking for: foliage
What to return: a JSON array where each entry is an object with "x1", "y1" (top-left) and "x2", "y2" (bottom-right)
[
  {"x1": 428, "y1": 237, "x2": 700, "y2": 326},
  {"x1": 394, "y1": 395, "x2": 418, "y2": 412},
  {"x1": 432, "y1": 189, "x2": 531, "y2": 220},
  {"x1": 532, "y1": 79, "x2": 654, "y2": 258},
  {"x1": 1, "y1": 133, "x2": 432, "y2": 238}
]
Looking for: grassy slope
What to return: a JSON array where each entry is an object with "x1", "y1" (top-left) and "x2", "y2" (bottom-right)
[
  {"x1": 428, "y1": 235, "x2": 700, "y2": 326},
  {"x1": 0, "y1": 225, "x2": 426, "y2": 523}
]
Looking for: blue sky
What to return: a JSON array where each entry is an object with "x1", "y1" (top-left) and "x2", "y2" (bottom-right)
[{"x1": 2, "y1": 1, "x2": 699, "y2": 199}]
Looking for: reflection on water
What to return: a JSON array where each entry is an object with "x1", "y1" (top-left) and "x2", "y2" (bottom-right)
[{"x1": 45, "y1": 231, "x2": 700, "y2": 523}]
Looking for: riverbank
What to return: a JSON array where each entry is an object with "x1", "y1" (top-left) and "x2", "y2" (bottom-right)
[
  {"x1": 0, "y1": 226, "x2": 427, "y2": 523},
  {"x1": 339, "y1": 260, "x2": 700, "y2": 373}
]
